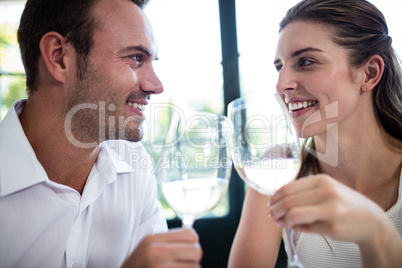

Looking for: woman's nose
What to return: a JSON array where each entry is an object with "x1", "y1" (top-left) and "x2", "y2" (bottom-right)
[{"x1": 275, "y1": 67, "x2": 297, "y2": 94}]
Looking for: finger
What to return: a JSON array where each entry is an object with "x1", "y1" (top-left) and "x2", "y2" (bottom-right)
[
  {"x1": 146, "y1": 228, "x2": 199, "y2": 244},
  {"x1": 283, "y1": 205, "x2": 328, "y2": 227},
  {"x1": 150, "y1": 242, "x2": 202, "y2": 263},
  {"x1": 125, "y1": 235, "x2": 202, "y2": 267},
  {"x1": 270, "y1": 175, "x2": 320, "y2": 205},
  {"x1": 162, "y1": 263, "x2": 202, "y2": 268},
  {"x1": 269, "y1": 186, "x2": 325, "y2": 221},
  {"x1": 170, "y1": 242, "x2": 203, "y2": 262},
  {"x1": 279, "y1": 199, "x2": 341, "y2": 231}
]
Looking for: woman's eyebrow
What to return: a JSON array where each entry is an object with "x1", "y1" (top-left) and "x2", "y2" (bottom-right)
[
  {"x1": 274, "y1": 47, "x2": 323, "y2": 65},
  {"x1": 291, "y1": 47, "x2": 323, "y2": 57}
]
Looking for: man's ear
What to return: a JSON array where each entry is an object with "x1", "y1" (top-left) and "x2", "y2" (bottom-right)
[
  {"x1": 361, "y1": 55, "x2": 384, "y2": 92},
  {"x1": 39, "y1": 32, "x2": 74, "y2": 83}
]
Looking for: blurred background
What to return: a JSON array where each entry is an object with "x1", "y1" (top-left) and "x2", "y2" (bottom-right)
[{"x1": 1, "y1": 0, "x2": 401, "y2": 267}]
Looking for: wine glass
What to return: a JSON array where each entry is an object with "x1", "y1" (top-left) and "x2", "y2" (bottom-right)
[
  {"x1": 228, "y1": 93, "x2": 304, "y2": 268},
  {"x1": 157, "y1": 111, "x2": 232, "y2": 229}
]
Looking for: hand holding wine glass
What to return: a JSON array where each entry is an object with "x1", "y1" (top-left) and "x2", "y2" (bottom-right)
[
  {"x1": 228, "y1": 93, "x2": 304, "y2": 268},
  {"x1": 158, "y1": 111, "x2": 232, "y2": 229}
]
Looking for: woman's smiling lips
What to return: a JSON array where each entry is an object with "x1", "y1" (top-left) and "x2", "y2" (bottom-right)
[{"x1": 285, "y1": 96, "x2": 318, "y2": 117}]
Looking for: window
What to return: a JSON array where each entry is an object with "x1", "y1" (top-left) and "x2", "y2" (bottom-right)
[
  {"x1": 143, "y1": 0, "x2": 229, "y2": 221},
  {"x1": 0, "y1": 1, "x2": 26, "y2": 119}
]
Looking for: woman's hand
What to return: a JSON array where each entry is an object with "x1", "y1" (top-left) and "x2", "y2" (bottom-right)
[
  {"x1": 122, "y1": 228, "x2": 202, "y2": 268},
  {"x1": 268, "y1": 174, "x2": 402, "y2": 267},
  {"x1": 269, "y1": 174, "x2": 386, "y2": 244}
]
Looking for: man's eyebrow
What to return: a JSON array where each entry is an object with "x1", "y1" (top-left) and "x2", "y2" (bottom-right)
[
  {"x1": 273, "y1": 47, "x2": 323, "y2": 65},
  {"x1": 118, "y1": 45, "x2": 152, "y2": 57}
]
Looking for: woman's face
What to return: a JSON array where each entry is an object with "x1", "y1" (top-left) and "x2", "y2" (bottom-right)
[{"x1": 274, "y1": 21, "x2": 365, "y2": 138}]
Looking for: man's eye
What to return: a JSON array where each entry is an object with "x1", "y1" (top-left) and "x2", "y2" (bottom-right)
[{"x1": 129, "y1": 54, "x2": 144, "y2": 67}]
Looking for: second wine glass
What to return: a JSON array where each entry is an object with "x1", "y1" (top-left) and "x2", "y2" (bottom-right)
[
  {"x1": 228, "y1": 93, "x2": 304, "y2": 268},
  {"x1": 158, "y1": 111, "x2": 232, "y2": 229}
]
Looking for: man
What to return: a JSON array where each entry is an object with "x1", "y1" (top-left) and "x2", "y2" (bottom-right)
[{"x1": 0, "y1": 0, "x2": 202, "y2": 267}]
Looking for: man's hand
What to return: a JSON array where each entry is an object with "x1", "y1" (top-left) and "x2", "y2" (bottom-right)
[{"x1": 122, "y1": 228, "x2": 202, "y2": 267}]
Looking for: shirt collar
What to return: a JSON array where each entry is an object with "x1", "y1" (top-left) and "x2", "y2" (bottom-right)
[
  {"x1": 0, "y1": 100, "x2": 48, "y2": 197},
  {"x1": 100, "y1": 140, "x2": 142, "y2": 174}
]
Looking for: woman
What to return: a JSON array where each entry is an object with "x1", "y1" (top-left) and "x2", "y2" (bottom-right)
[{"x1": 228, "y1": 0, "x2": 402, "y2": 267}]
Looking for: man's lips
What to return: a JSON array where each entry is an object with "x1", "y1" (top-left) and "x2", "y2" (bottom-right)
[{"x1": 126, "y1": 100, "x2": 147, "y2": 112}]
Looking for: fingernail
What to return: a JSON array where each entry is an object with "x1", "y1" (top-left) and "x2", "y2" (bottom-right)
[{"x1": 275, "y1": 220, "x2": 284, "y2": 227}]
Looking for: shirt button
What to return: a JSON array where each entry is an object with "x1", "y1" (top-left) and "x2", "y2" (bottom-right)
[{"x1": 72, "y1": 263, "x2": 80, "y2": 268}]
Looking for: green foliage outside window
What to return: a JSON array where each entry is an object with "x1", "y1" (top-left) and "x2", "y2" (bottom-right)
[{"x1": 0, "y1": 23, "x2": 27, "y2": 118}]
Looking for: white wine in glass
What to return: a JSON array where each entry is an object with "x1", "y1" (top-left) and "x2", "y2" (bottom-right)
[
  {"x1": 158, "y1": 111, "x2": 232, "y2": 229},
  {"x1": 228, "y1": 93, "x2": 304, "y2": 268}
]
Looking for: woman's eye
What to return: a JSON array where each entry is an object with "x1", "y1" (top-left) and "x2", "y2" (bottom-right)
[
  {"x1": 299, "y1": 58, "x2": 314, "y2": 67},
  {"x1": 275, "y1": 64, "x2": 283, "y2": 72}
]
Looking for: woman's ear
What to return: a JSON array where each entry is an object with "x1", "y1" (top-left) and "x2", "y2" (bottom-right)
[
  {"x1": 361, "y1": 55, "x2": 384, "y2": 92},
  {"x1": 39, "y1": 32, "x2": 74, "y2": 83}
]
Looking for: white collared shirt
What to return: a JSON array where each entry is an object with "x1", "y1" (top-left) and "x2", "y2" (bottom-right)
[{"x1": 0, "y1": 100, "x2": 168, "y2": 268}]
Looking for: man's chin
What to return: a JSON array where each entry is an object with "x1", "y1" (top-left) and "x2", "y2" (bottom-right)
[
  {"x1": 122, "y1": 127, "x2": 143, "y2": 143},
  {"x1": 99, "y1": 124, "x2": 144, "y2": 143}
]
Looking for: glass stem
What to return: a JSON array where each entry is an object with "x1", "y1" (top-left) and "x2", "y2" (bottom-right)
[
  {"x1": 182, "y1": 218, "x2": 194, "y2": 229},
  {"x1": 282, "y1": 227, "x2": 304, "y2": 268}
]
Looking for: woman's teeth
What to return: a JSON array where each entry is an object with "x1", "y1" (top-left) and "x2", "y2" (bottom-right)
[
  {"x1": 127, "y1": 101, "x2": 145, "y2": 111},
  {"x1": 288, "y1": 101, "x2": 317, "y2": 111}
]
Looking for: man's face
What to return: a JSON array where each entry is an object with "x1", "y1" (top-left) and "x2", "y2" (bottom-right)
[{"x1": 65, "y1": 0, "x2": 163, "y2": 147}]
